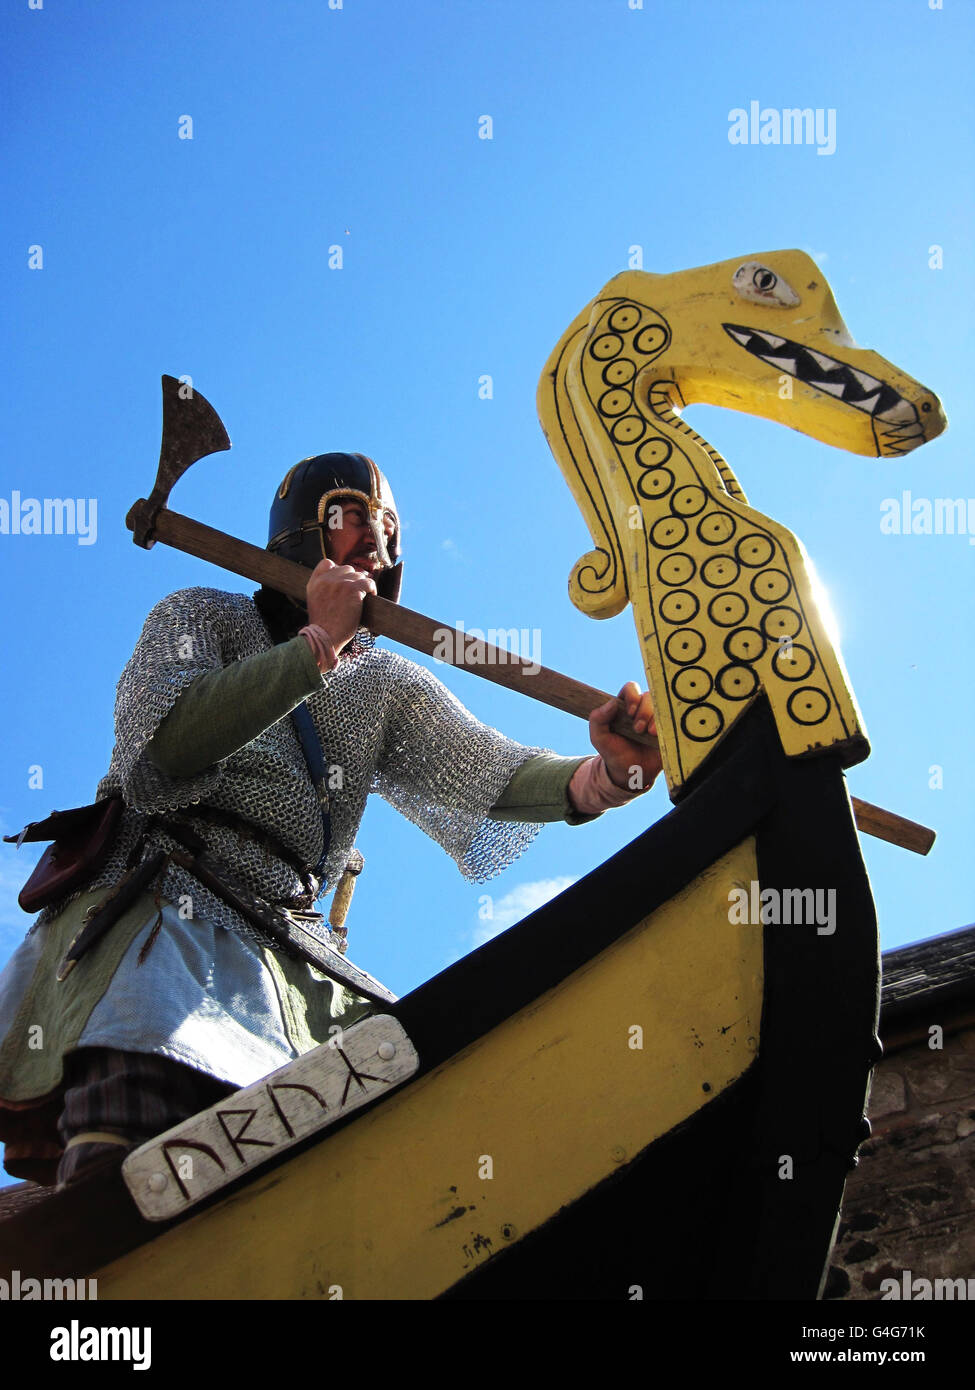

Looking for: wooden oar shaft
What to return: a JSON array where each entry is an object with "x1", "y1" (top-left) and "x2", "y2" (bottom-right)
[
  {"x1": 134, "y1": 506, "x2": 935, "y2": 855},
  {"x1": 848, "y1": 797, "x2": 934, "y2": 856}
]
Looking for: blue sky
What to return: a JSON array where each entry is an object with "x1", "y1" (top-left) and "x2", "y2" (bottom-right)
[{"x1": 1, "y1": 0, "x2": 972, "y2": 1183}]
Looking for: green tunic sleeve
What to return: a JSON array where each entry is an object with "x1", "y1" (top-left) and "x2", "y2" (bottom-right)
[
  {"x1": 147, "y1": 637, "x2": 598, "y2": 826},
  {"x1": 488, "y1": 751, "x2": 600, "y2": 825},
  {"x1": 147, "y1": 635, "x2": 322, "y2": 777}
]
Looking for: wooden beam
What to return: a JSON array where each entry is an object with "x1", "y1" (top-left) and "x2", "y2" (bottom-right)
[{"x1": 131, "y1": 506, "x2": 937, "y2": 855}]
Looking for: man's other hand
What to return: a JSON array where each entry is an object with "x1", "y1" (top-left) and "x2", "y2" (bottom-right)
[{"x1": 588, "y1": 682, "x2": 664, "y2": 793}]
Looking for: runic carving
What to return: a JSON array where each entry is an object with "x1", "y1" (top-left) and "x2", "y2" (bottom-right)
[{"x1": 123, "y1": 1014, "x2": 418, "y2": 1220}]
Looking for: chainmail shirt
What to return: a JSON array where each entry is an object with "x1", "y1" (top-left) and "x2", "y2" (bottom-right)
[{"x1": 40, "y1": 587, "x2": 547, "y2": 945}]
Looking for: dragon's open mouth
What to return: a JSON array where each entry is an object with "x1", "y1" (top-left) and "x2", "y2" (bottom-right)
[{"x1": 723, "y1": 323, "x2": 924, "y2": 453}]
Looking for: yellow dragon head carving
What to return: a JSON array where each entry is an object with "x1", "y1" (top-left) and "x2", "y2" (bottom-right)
[{"x1": 539, "y1": 250, "x2": 947, "y2": 794}]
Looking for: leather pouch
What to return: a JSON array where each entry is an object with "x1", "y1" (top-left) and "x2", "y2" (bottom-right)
[{"x1": 3, "y1": 797, "x2": 124, "y2": 913}]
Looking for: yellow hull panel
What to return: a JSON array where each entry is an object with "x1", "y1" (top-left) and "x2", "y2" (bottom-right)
[{"x1": 96, "y1": 838, "x2": 762, "y2": 1300}]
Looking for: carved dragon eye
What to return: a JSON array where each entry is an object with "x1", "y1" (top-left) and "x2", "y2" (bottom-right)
[{"x1": 732, "y1": 261, "x2": 800, "y2": 308}]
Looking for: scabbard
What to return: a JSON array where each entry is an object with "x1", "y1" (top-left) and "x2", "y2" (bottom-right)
[
  {"x1": 57, "y1": 849, "x2": 169, "y2": 981},
  {"x1": 54, "y1": 812, "x2": 395, "y2": 1007},
  {"x1": 167, "y1": 847, "x2": 396, "y2": 1007}
]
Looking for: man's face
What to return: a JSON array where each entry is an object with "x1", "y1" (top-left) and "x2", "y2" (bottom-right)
[{"x1": 323, "y1": 496, "x2": 396, "y2": 573}]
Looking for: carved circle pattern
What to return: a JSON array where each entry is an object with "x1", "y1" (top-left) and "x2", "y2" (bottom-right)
[
  {"x1": 608, "y1": 305, "x2": 641, "y2": 333},
  {"x1": 665, "y1": 628, "x2": 707, "y2": 665},
  {"x1": 599, "y1": 388, "x2": 633, "y2": 418},
  {"x1": 659, "y1": 590, "x2": 700, "y2": 624},
  {"x1": 637, "y1": 467, "x2": 674, "y2": 500},
  {"x1": 603, "y1": 358, "x2": 636, "y2": 386},
  {"x1": 658, "y1": 553, "x2": 696, "y2": 586},
  {"x1": 698, "y1": 512, "x2": 736, "y2": 545},
  {"x1": 672, "y1": 667, "x2": 713, "y2": 702},
  {"x1": 724, "y1": 627, "x2": 766, "y2": 663},
  {"x1": 590, "y1": 333, "x2": 623, "y2": 360},
  {"x1": 772, "y1": 643, "x2": 814, "y2": 681},
  {"x1": 671, "y1": 485, "x2": 708, "y2": 517},
  {"x1": 736, "y1": 534, "x2": 775, "y2": 568},
  {"x1": 716, "y1": 663, "x2": 759, "y2": 701},
  {"x1": 708, "y1": 593, "x2": 749, "y2": 627},
  {"x1": 650, "y1": 517, "x2": 688, "y2": 549},
  {"x1": 581, "y1": 302, "x2": 829, "y2": 751},
  {"x1": 761, "y1": 605, "x2": 802, "y2": 640},
  {"x1": 787, "y1": 688, "x2": 831, "y2": 725},
  {"x1": 611, "y1": 415, "x2": 646, "y2": 444},
  {"x1": 681, "y1": 704, "x2": 724, "y2": 741},
  {"x1": 701, "y1": 556, "x2": 740, "y2": 589},
  {"x1": 634, "y1": 325, "x2": 668, "y2": 355},
  {"x1": 750, "y1": 568, "x2": 792, "y2": 604},
  {"x1": 636, "y1": 438, "x2": 673, "y2": 469}
]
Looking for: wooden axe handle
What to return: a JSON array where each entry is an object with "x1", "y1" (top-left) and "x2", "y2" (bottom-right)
[{"x1": 133, "y1": 506, "x2": 936, "y2": 856}]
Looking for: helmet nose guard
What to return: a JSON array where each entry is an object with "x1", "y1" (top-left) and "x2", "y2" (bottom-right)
[{"x1": 267, "y1": 452, "x2": 403, "y2": 603}]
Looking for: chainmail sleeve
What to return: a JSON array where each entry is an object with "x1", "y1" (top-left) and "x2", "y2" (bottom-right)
[
  {"x1": 102, "y1": 587, "x2": 269, "y2": 813},
  {"x1": 372, "y1": 654, "x2": 548, "y2": 882}
]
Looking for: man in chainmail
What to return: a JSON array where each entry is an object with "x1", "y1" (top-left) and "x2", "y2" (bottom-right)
[{"x1": 0, "y1": 453, "x2": 661, "y2": 1187}]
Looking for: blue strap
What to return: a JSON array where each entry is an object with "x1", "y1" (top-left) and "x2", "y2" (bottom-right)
[{"x1": 290, "y1": 702, "x2": 331, "y2": 879}]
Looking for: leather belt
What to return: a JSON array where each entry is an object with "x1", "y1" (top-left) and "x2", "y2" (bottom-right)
[{"x1": 56, "y1": 816, "x2": 395, "y2": 1007}]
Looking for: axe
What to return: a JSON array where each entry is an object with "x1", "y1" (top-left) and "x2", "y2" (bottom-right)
[{"x1": 126, "y1": 376, "x2": 935, "y2": 857}]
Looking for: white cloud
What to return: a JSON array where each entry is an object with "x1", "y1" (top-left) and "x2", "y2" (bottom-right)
[
  {"x1": 441, "y1": 538, "x2": 462, "y2": 560},
  {"x1": 472, "y1": 876, "x2": 577, "y2": 948}
]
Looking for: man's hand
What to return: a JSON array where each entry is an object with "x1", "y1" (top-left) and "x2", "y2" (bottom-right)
[
  {"x1": 305, "y1": 557, "x2": 377, "y2": 652},
  {"x1": 588, "y1": 681, "x2": 664, "y2": 794}
]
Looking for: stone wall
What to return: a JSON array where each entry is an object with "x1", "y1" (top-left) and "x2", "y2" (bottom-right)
[{"x1": 827, "y1": 1011, "x2": 975, "y2": 1299}]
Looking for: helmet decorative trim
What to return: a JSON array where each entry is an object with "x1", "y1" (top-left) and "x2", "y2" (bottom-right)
[
  {"x1": 277, "y1": 463, "x2": 302, "y2": 500},
  {"x1": 316, "y1": 462, "x2": 395, "y2": 569}
]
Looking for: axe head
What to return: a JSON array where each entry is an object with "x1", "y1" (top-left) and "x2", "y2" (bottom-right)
[{"x1": 127, "y1": 375, "x2": 231, "y2": 547}]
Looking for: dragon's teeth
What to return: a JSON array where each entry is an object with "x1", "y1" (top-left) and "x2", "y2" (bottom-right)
[
  {"x1": 808, "y1": 378, "x2": 847, "y2": 398},
  {"x1": 806, "y1": 348, "x2": 840, "y2": 371},
  {"x1": 754, "y1": 331, "x2": 787, "y2": 349},
  {"x1": 876, "y1": 399, "x2": 916, "y2": 424},
  {"x1": 850, "y1": 367, "x2": 882, "y2": 392}
]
